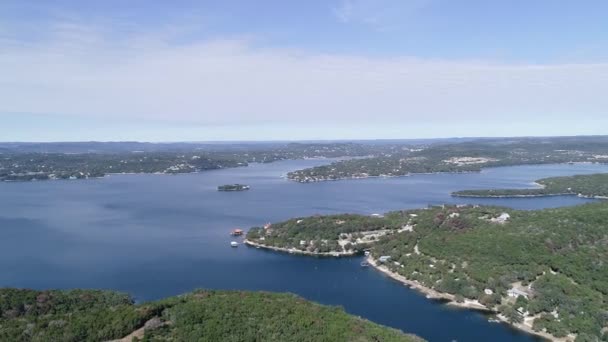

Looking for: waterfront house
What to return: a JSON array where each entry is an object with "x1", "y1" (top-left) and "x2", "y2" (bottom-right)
[{"x1": 378, "y1": 256, "x2": 391, "y2": 263}]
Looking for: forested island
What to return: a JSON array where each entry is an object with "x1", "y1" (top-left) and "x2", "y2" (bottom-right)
[
  {"x1": 246, "y1": 203, "x2": 608, "y2": 341},
  {"x1": 287, "y1": 136, "x2": 608, "y2": 182},
  {"x1": 0, "y1": 288, "x2": 422, "y2": 342},
  {"x1": 217, "y1": 184, "x2": 250, "y2": 191},
  {"x1": 453, "y1": 173, "x2": 608, "y2": 198}
]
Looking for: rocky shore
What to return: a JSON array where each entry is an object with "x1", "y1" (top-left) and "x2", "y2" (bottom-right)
[{"x1": 366, "y1": 257, "x2": 571, "y2": 342}]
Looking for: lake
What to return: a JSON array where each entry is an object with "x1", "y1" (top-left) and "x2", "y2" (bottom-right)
[{"x1": 2, "y1": 160, "x2": 608, "y2": 341}]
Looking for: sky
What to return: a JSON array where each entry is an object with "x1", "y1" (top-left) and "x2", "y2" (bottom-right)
[{"x1": 1, "y1": 0, "x2": 607, "y2": 141}]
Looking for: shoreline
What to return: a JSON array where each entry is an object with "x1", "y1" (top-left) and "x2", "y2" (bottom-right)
[
  {"x1": 244, "y1": 240, "x2": 569, "y2": 341},
  {"x1": 452, "y1": 192, "x2": 608, "y2": 200},
  {"x1": 366, "y1": 257, "x2": 569, "y2": 342},
  {"x1": 286, "y1": 161, "x2": 608, "y2": 184},
  {"x1": 366, "y1": 258, "x2": 489, "y2": 311},
  {"x1": 243, "y1": 239, "x2": 356, "y2": 257},
  {"x1": 451, "y1": 192, "x2": 573, "y2": 199},
  {"x1": 287, "y1": 170, "x2": 480, "y2": 183}
]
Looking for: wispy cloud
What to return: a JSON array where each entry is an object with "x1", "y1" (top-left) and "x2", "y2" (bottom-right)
[{"x1": 1, "y1": 18, "x2": 607, "y2": 139}]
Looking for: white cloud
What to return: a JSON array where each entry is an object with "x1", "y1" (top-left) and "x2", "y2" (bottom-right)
[{"x1": 1, "y1": 21, "x2": 607, "y2": 135}]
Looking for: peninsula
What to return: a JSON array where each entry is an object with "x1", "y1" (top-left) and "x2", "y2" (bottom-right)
[
  {"x1": 453, "y1": 173, "x2": 608, "y2": 198},
  {"x1": 287, "y1": 137, "x2": 608, "y2": 183},
  {"x1": 246, "y1": 203, "x2": 608, "y2": 341},
  {"x1": 0, "y1": 288, "x2": 423, "y2": 342}
]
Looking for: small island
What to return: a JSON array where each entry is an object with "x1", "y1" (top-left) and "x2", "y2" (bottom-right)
[{"x1": 217, "y1": 184, "x2": 250, "y2": 191}]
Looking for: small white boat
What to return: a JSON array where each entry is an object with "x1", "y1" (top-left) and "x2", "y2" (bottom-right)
[
  {"x1": 230, "y1": 241, "x2": 239, "y2": 247},
  {"x1": 364, "y1": 251, "x2": 370, "y2": 256},
  {"x1": 360, "y1": 261, "x2": 369, "y2": 267}
]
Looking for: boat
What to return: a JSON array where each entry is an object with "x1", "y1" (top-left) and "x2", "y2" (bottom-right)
[
  {"x1": 230, "y1": 241, "x2": 238, "y2": 247},
  {"x1": 230, "y1": 229, "x2": 244, "y2": 236},
  {"x1": 364, "y1": 251, "x2": 370, "y2": 256},
  {"x1": 360, "y1": 261, "x2": 369, "y2": 267},
  {"x1": 487, "y1": 318, "x2": 501, "y2": 323}
]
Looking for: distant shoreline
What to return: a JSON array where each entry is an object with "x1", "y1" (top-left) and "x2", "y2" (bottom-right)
[
  {"x1": 452, "y1": 192, "x2": 608, "y2": 200},
  {"x1": 452, "y1": 193, "x2": 572, "y2": 198},
  {"x1": 287, "y1": 170, "x2": 480, "y2": 183},
  {"x1": 287, "y1": 161, "x2": 608, "y2": 183}
]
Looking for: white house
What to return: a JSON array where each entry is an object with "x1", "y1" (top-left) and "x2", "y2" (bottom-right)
[
  {"x1": 507, "y1": 288, "x2": 529, "y2": 299},
  {"x1": 378, "y1": 256, "x2": 391, "y2": 263},
  {"x1": 491, "y1": 213, "x2": 511, "y2": 224}
]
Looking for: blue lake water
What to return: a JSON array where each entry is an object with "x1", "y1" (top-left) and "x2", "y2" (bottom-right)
[{"x1": 2, "y1": 160, "x2": 608, "y2": 341}]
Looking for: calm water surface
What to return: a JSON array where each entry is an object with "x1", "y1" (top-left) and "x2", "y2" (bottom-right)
[{"x1": 2, "y1": 160, "x2": 608, "y2": 342}]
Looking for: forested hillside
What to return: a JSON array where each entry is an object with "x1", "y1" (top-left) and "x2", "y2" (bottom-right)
[
  {"x1": 0, "y1": 289, "x2": 423, "y2": 342},
  {"x1": 247, "y1": 203, "x2": 608, "y2": 340}
]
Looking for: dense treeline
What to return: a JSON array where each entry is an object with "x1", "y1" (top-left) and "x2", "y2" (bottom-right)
[
  {"x1": 248, "y1": 203, "x2": 608, "y2": 340},
  {"x1": 374, "y1": 204, "x2": 608, "y2": 338},
  {"x1": 0, "y1": 289, "x2": 423, "y2": 342},
  {"x1": 453, "y1": 173, "x2": 608, "y2": 198},
  {"x1": 0, "y1": 288, "x2": 152, "y2": 341},
  {"x1": 287, "y1": 137, "x2": 608, "y2": 182}
]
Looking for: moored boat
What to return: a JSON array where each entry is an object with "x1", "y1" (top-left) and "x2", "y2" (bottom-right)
[
  {"x1": 230, "y1": 228, "x2": 244, "y2": 236},
  {"x1": 230, "y1": 241, "x2": 239, "y2": 247}
]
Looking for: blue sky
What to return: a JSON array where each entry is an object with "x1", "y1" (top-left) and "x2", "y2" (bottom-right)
[{"x1": 1, "y1": 0, "x2": 607, "y2": 141}]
